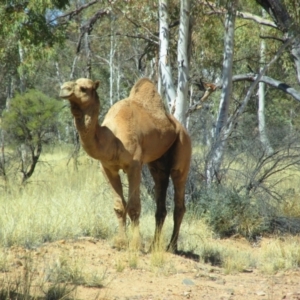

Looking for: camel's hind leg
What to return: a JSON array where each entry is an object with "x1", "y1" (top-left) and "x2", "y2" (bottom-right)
[
  {"x1": 168, "y1": 131, "x2": 191, "y2": 252},
  {"x1": 125, "y1": 161, "x2": 143, "y2": 250},
  {"x1": 148, "y1": 156, "x2": 171, "y2": 249}
]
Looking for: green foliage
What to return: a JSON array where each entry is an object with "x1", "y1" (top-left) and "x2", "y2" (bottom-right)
[
  {"x1": 1, "y1": 89, "x2": 63, "y2": 184},
  {"x1": 44, "y1": 283, "x2": 76, "y2": 300},
  {"x1": 2, "y1": 89, "x2": 62, "y2": 145},
  {"x1": 187, "y1": 185, "x2": 266, "y2": 238},
  {"x1": 0, "y1": 0, "x2": 69, "y2": 43}
]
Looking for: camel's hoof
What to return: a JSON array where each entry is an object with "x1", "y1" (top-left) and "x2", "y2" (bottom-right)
[
  {"x1": 148, "y1": 238, "x2": 166, "y2": 253},
  {"x1": 166, "y1": 244, "x2": 178, "y2": 254},
  {"x1": 129, "y1": 233, "x2": 142, "y2": 252},
  {"x1": 112, "y1": 236, "x2": 128, "y2": 250}
]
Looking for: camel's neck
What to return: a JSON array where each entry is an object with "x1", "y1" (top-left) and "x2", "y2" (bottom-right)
[{"x1": 72, "y1": 103, "x2": 104, "y2": 160}]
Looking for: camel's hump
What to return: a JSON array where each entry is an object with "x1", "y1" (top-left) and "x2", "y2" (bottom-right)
[{"x1": 129, "y1": 78, "x2": 167, "y2": 114}]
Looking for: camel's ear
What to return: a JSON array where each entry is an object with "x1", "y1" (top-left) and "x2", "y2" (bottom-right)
[{"x1": 94, "y1": 80, "x2": 100, "y2": 90}]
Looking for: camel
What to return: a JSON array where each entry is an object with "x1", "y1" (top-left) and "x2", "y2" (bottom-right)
[{"x1": 59, "y1": 77, "x2": 191, "y2": 252}]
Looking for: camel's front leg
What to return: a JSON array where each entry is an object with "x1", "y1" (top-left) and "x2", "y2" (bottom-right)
[
  {"x1": 102, "y1": 166, "x2": 127, "y2": 248},
  {"x1": 126, "y1": 161, "x2": 142, "y2": 249}
]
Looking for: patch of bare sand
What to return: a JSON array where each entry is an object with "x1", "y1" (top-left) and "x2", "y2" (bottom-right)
[{"x1": 1, "y1": 238, "x2": 300, "y2": 300}]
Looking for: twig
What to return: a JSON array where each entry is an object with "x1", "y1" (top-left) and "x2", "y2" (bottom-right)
[{"x1": 49, "y1": 0, "x2": 99, "y2": 24}]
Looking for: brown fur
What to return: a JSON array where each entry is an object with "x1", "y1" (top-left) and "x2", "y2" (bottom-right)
[{"x1": 59, "y1": 77, "x2": 191, "y2": 252}]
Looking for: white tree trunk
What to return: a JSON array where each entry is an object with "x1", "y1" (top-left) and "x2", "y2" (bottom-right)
[
  {"x1": 186, "y1": 84, "x2": 193, "y2": 130},
  {"x1": 256, "y1": 0, "x2": 300, "y2": 84},
  {"x1": 18, "y1": 41, "x2": 26, "y2": 93},
  {"x1": 158, "y1": 0, "x2": 176, "y2": 111},
  {"x1": 55, "y1": 62, "x2": 64, "y2": 86},
  {"x1": 116, "y1": 52, "x2": 121, "y2": 100},
  {"x1": 205, "y1": 0, "x2": 237, "y2": 184},
  {"x1": 109, "y1": 14, "x2": 116, "y2": 106},
  {"x1": 290, "y1": 36, "x2": 300, "y2": 84},
  {"x1": 258, "y1": 10, "x2": 273, "y2": 155},
  {"x1": 174, "y1": 0, "x2": 191, "y2": 126},
  {"x1": 84, "y1": 32, "x2": 91, "y2": 78},
  {"x1": 69, "y1": 55, "x2": 78, "y2": 80}
]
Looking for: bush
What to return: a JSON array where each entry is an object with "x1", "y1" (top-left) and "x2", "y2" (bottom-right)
[
  {"x1": 1, "y1": 89, "x2": 63, "y2": 184},
  {"x1": 187, "y1": 185, "x2": 266, "y2": 238}
]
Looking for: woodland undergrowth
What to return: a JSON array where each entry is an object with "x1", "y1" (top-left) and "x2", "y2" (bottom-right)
[{"x1": 0, "y1": 146, "x2": 300, "y2": 293}]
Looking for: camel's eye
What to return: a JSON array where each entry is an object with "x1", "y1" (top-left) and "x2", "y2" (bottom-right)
[{"x1": 80, "y1": 87, "x2": 87, "y2": 93}]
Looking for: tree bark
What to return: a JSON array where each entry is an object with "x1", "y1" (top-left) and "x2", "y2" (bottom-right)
[
  {"x1": 109, "y1": 14, "x2": 116, "y2": 106},
  {"x1": 256, "y1": 0, "x2": 300, "y2": 84},
  {"x1": 218, "y1": 38, "x2": 294, "y2": 152},
  {"x1": 230, "y1": 74, "x2": 300, "y2": 101},
  {"x1": 258, "y1": 10, "x2": 273, "y2": 155},
  {"x1": 199, "y1": 0, "x2": 277, "y2": 29},
  {"x1": 84, "y1": 32, "x2": 92, "y2": 79},
  {"x1": 158, "y1": 0, "x2": 176, "y2": 111},
  {"x1": 18, "y1": 41, "x2": 26, "y2": 93},
  {"x1": 174, "y1": 0, "x2": 191, "y2": 126},
  {"x1": 0, "y1": 126, "x2": 7, "y2": 183},
  {"x1": 21, "y1": 142, "x2": 43, "y2": 185},
  {"x1": 205, "y1": 0, "x2": 237, "y2": 184}
]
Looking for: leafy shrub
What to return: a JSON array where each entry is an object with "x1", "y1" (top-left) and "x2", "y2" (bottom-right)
[
  {"x1": 1, "y1": 89, "x2": 63, "y2": 184},
  {"x1": 187, "y1": 186, "x2": 266, "y2": 238}
]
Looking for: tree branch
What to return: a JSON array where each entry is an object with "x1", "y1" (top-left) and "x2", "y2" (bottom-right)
[
  {"x1": 115, "y1": 32, "x2": 158, "y2": 44},
  {"x1": 231, "y1": 73, "x2": 300, "y2": 102},
  {"x1": 76, "y1": 9, "x2": 109, "y2": 54},
  {"x1": 186, "y1": 81, "x2": 218, "y2": 116},
  {"x1": 198, "y1": 0, "x2": 278, "y2": 29},
  {"x1": 259, "y1": 34, "x2": 285, "y2": 43},
  {"x1": 222, "y1": 37, "x2": 294, "y2": 138},
  {"x1": 49, "y1": 0, "x2": 99, "y2": 24},
  {"x1": 116, "y1": 8, "x2": 159, "y2": 41}
]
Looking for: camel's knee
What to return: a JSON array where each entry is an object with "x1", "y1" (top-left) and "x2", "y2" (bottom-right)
[
  {"x1": 114, "y1": 208, "x2": 125, "y2": 219},
  {"x1": 127, "y1": 206, "x2": 141, "y2": 224},
  {"x1": 114, "y1": 199, "x2": 126, "y2": 219}
]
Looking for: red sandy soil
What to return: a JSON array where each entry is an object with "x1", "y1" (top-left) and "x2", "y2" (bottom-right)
[{"x1": 1, "y1": 237, "x2": 300, "y2": 300}]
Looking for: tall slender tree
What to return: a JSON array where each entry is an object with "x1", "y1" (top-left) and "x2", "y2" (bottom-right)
[
  {"x1": 159, "y1": 0, "x2": 192, "y2": 126},
  {"x1": 256, "y1": 0, "x2": 300, "y2": 83},
  {"x1": 258, "y1": 9, "x2": 273, "y2": 155},
  {"x1": 174, "y1": 0, "x2": 191, "y2": 125},
  {"x1": 205, "y1": 0, "x2": 237, "y2": 184},
  {"x1": 158, "y1": 0, "x2": 176, "y2": 111}
]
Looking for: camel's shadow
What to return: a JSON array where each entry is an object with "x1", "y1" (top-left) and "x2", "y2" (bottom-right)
[{"x1": 174, "y1": 250, "x2": 200, "y2": 262}]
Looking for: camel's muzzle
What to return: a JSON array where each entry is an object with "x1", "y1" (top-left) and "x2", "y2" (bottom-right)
[
  {"x1": 59, "y1": 82, "x2": 75, "y2": 99},
  {"x1": 59, "y1": 89, "x2": 72, "y2": 99}
]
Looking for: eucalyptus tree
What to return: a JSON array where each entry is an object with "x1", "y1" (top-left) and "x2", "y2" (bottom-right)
[
  {"x1": 205, "y1": 0, "x2": 237, "y2": 184},
  {"x1": 256, "y1": 0, "x2": 300, "y2": 83},
  {"x1": 0, "y1": 0, "x2": 70, "y2": 94},
  {"x1": 158, "y1": 0, "x2": 191, "y2": 126},
  {"x1": 257, "y1": 9, "x2": 274, "y2": 155},
  {"x1": 158, "y1": 0, "x2": 177, "y2": 111},
  {"x1": 195, "y1": 0, "x2": 300, "y2": 185}
]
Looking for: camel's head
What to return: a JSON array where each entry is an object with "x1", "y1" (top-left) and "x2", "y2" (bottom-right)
[{"x1": 59, "y1": 78, "x2": 100, "y2": 107}]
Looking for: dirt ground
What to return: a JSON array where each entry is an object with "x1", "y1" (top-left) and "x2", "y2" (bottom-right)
[{"x1": 2, "y1": 238, "x2": 300, "y2": 300}]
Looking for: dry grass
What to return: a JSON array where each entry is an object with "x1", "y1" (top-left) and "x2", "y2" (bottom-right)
[
  {"x1": 0, "y1": 146, "x2": 300, "y2": 280},
  {"x1": 0, "y1": 147, "x2": 115, "y2": 248},
  {"x1": 258, "y1": 236, "x2": 300, "y2": 274}
]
